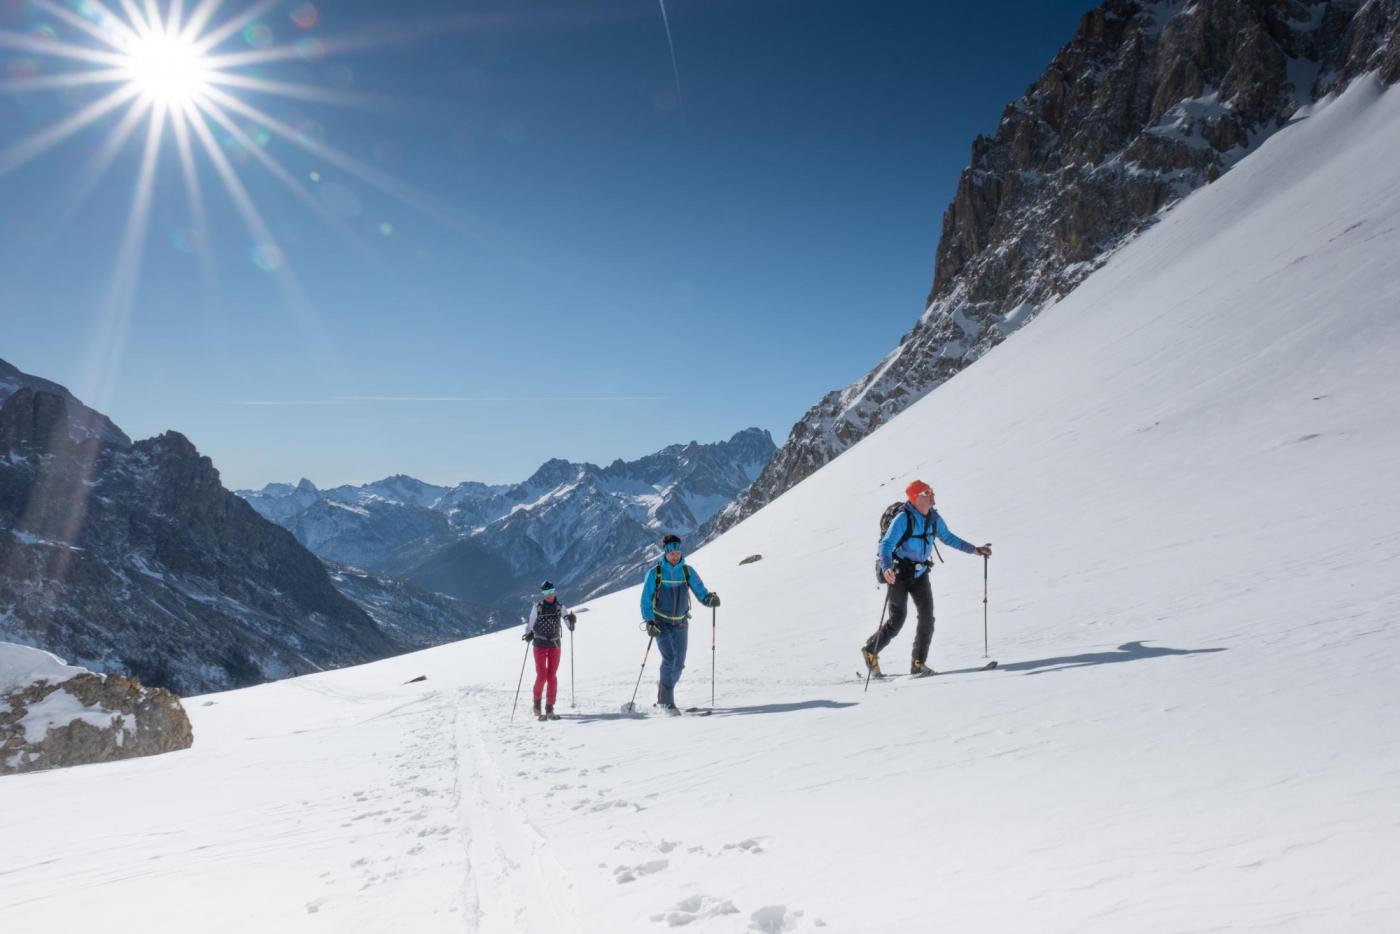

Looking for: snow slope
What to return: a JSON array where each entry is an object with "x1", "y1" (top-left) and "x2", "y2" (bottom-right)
[{"x1": 3, "y1": 76, "x2": 1400, "y2": 933}]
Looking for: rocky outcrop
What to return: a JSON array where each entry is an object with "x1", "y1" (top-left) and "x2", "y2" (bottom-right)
[
  {"x1": 711, "y1": 0, "x2": 1400, "y2": 537},
  {"x1": 2, "y1": 643, "x2": 192, "y2": 775},
  {"x1": 1, "y1": 360, "x2": 400, "y2": 695}
]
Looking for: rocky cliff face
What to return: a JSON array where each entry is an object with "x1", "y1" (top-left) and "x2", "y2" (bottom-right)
[
  {"x1": 711, "y1": 0, "x2": 1400, "y2": 536},
  {"x1": 0, "y1": 360, "x2": 401, "y2": 695}
]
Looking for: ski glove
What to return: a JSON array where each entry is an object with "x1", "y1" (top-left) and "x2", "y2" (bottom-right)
[
  {"x1": 522, "y1": 631, "x2": 533, "y2": 642},
  {"x1": 703, "y1": 592, "x2": 721, "y2": 608},
  {"x1": 566, "y1": 612, "x2": 577, "y2": 630},
  {"x1": 645, "y1": 620, "x2": 661, "y2": 637}
]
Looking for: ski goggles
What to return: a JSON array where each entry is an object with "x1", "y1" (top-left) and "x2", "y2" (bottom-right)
[
  {"x1": 664, "y1": 541, "x2": 683, "y2": 553},
  {"x1": 542, "y1": 588, "x2": 555, "y2": 595}
]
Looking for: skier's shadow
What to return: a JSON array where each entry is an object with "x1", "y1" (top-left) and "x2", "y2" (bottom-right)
[
  {"x1": 705, "y1": 699, "x2": 857, "y2": 717},
  {"x1": 568, "y1": 699, "x2": 856, "y2": 723},
  {"x1": 999, "y1": 640, "x2": 1226, "y2": 675}
]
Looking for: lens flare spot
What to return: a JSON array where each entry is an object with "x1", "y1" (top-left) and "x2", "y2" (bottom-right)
[
  {"x1": 172, "y1": 227, "x2": 206, "y2": 253},
  {"x1": 220, "y1": 129, "x2": 254, "y2": 163},
  {"x1": 30, "y1": 25, "x2": 60, "y2": 42},
  {"x1": 295, "y1": 37, "x2": 326, "y2": 64},
  {"x1": 8, "y1": 59, "x2": 40, "y2": 80},
  {"x1": 250, "y1": 242, "x2": 283, "y2": 271},
  {"x1": 378, "y1": 221, "x2": 394, "y2": 237},
  {"x1": 242, "y1": 23, "x2": 274, "y2": 49},
  {"x1": 309, "y1": 170, "x2": 321, "y2": 182},
  {"x1": 653, "y1": 87, "x2": 679, "y2": 112},
  {"x1": 291, "y1": 116, "x2": 324, "y2": 145},
  {"x1": 290, "y1": 3, "x2": 320, "y2": 30}
]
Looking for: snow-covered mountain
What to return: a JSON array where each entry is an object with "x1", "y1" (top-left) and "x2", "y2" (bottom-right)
[
  {"x1": 711, "y1": 0, "x2": 1400, "y2": 539},
  {"x1": 6, "y1": 67, "x2": 1398, "y2": 932},
  {"x1": 0, "y1": 362, "x2": 456, "y2": 695},
  {"x1": 239, "y1": 428, "x2": 776, "y2": 605}
]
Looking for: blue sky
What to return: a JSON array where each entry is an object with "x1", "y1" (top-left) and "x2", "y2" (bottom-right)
[{"x1": 1, "y1": 0, "x2": 1091, "y2": 489}]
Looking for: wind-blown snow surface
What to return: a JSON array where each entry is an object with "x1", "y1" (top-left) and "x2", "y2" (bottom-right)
[{"x1": 5, "y1": 77, "x2": 1400, "y2": 933}]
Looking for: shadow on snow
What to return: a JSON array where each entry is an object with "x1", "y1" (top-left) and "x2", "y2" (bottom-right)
[
  {"x1": 566, "y1": 698, "x2": 857, "y2": 723},
  {"x1": 996, "y1": 640, "x2": 1227, "y2": 676}
]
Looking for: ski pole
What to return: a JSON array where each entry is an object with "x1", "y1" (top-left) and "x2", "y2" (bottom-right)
[
  {"x1": 623, "y1": 636, "x2": 654, "y2": 713},
  {"x1": 569, "y1": 625, "x2": 576, "y2": 709},
  {"x1": 864, "y1": 586, "x2": 891, "y2": 693},
  {"x1": 711, "y1": 605, "x2": 717, "y2": 708},
  {"x1": 510, "y1": 639, "x2": 531, "y2": 724},
  {"x1": 983, "y1": 547, "x2": 991, "y2": 657}
]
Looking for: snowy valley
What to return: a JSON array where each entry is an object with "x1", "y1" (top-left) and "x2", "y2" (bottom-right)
[{"x1": 4, "y1": 64, "x2": 1399, "y2": 934}]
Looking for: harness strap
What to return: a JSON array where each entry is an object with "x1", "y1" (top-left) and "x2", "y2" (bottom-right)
[{"x1": 652, "y1": 563, "x2": 693, "y2": 621}]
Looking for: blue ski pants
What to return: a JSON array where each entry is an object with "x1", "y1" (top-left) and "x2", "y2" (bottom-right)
[{"x1": 655, "y1": 622, "x2": 688, "y2": 703}]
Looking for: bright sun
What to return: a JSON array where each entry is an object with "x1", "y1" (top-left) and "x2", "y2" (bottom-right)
[
  {"x1": 0, "y1": 0, "x2": 444, "y2": 342},
  {"x1": 121, "y1": 30, "x2": 211, "y2": 104}
]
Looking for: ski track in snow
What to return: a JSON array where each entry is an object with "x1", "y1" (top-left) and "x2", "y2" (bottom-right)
[{"x1": 454, "y1": 698, "x2": 583, "y2": 934}]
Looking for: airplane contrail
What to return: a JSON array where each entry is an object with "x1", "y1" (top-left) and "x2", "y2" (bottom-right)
[{"x1": 657, "y1": 0, "x2": 681, "y2": 102}]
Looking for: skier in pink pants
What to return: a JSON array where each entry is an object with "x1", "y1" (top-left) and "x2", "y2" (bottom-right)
[{"x1": 522, "y1": 581, "x2": 576, "y2": 721}]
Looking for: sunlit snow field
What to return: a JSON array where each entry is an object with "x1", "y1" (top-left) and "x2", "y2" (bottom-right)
[{"x1": 3, "y1": 77, "x2": 1399, "y2": 934}]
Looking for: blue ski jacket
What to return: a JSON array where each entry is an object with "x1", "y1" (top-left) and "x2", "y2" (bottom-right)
[
  {"x1": 641, "y1": 560, "x2": 711, "y2": 625},
  {"x1": 879, "y1": 505, "x2": 977, "y2": 578}
]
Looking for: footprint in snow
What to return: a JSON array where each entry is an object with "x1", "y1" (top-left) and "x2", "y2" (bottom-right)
[
  {"x1": 749, "y1": 905, "x2": 804, "y2": 932},
  {"x1": 724, "y1": 838, "x2": 765, "y2": 854},
  {"x1": 650, "y1": 894, "x2": 739, "y2": 926},
  {"x1": 614, "y1": 859, "x2": 668, "y2": 883}
]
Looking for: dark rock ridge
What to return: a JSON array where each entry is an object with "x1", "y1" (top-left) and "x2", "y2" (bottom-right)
[
  {"x1": 325, "y1": 561, "x2": 507, "y2": 646},
  {"x1": 240, "y1": 427, "x2": 777, "y2": 606},
  {"x1": 710, "y1": 0, "x2": 1400, "y2": 537},
  {"x1": 0, "y1": 359, "x2": 405, "y2": 695}
]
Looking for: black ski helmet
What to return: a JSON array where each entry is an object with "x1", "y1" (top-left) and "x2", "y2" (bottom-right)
[{"x1": 540, "y1": 580, "x2": 555, "y2": 592}]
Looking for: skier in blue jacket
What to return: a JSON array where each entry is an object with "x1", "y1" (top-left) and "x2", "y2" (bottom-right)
[
  {"x1": 641, "y1": 533, "x2": 719, "y2": 711},
  {"x1": 863, "y1": 480, "x2": 991, "y2": 677}
]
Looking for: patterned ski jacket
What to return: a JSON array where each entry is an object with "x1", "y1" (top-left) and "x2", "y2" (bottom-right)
[
  {"x1": 640, "y1": 560, "x2": 711, "y2": 626},
  {"x1": 879, "y1": 505, "x2": 977, "y2": 578}
]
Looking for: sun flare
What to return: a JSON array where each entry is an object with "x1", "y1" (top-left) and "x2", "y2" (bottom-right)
[{"x1": 121, "y1": 30, "x2": 211, "y2": 104}]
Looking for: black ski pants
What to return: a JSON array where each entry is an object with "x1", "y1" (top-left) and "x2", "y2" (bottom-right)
[{"x1": 866, "y1": 572, "x2": 935, "y2": 665}]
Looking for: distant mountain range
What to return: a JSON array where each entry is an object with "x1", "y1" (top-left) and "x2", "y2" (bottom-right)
[
  {"x1": 0, "y1": 359, "x2": 498, "y2": 694},
  {"x1": 238, "y1": 428, "x2": 776, "y2": 607}
]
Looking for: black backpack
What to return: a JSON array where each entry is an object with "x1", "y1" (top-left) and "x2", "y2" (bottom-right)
[{"x1": 874, "y1": 502, "x2": 940, "y2": 583}]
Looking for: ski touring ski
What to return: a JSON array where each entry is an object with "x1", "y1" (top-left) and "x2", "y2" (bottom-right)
[{"x1": 856, "y1": 660, "x2": 998, "y2": 682}]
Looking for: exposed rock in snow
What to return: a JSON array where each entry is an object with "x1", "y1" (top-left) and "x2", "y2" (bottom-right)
[{"x1": 1, "y1": 642, "x2": 192, "y2": 775}]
